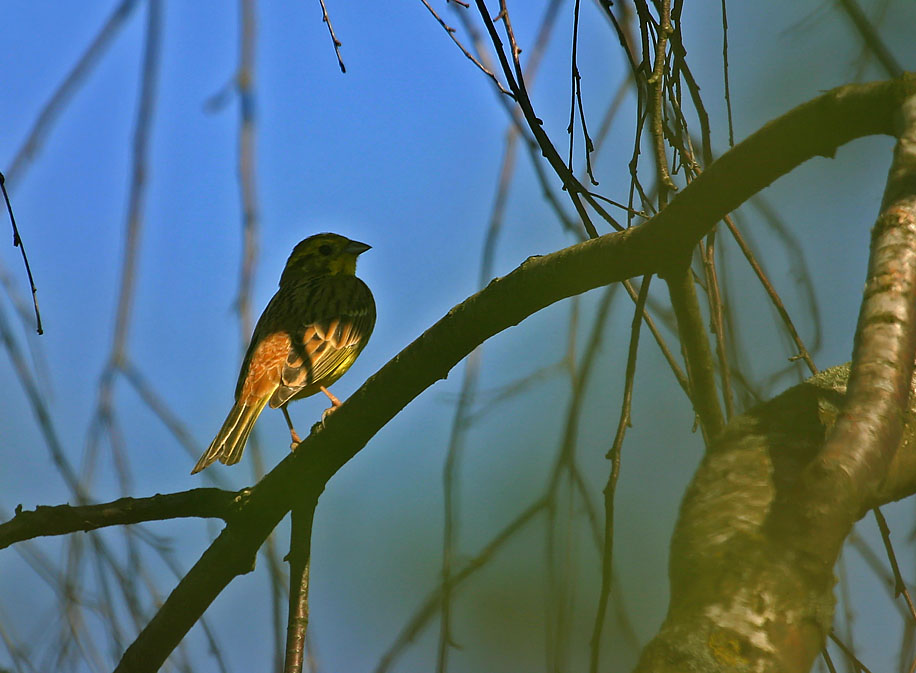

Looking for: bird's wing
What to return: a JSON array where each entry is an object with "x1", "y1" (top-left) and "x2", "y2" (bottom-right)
[
  {"x1": 234, "y1": 331, "x2": 289, "y2": 405},
  {"x1": 271, "y1": 279, "x2": 376, "y2": 407}
]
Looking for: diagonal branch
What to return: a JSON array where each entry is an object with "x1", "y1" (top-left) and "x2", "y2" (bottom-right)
[
  {"x1": 113, "y1": 78, "x2": 907, "y2": 672},
  {"x1": 4, "y1": 0, "x2": 142, "y2": 185}
]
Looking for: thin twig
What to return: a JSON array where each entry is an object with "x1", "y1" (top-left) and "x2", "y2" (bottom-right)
[
  {"x1": 822, "y1": 646, "x2": 839, "y2": 673},
  {"x1": 421, "y1": 0, "x2": 512, "y2": 96},
  {"x1": 702, "y1": 233, "x2": 735, "y2": 418},
  {"x1": 720, "y1": 0, "x2": 734, "y2": 147},
  {"x1": 0, "y1": 172, "x2": 42, "y2": 333},
  {"x1": 829, "y1": 631, "x2": 874, "y2": 673},
  {"x1": 721, "y1": 214, "x2": 818, "y2": 375},
  {"x1": 452, "y1": 4, "x2": 584, "y2": 237},
  {"x1": 375, "y1": 497, "x2": 548, "y2": 673},
  {"x1": 873, "y1": 507, "x2": 916, "y2": 622},
  {"x1": 317, "y1": 0, "x2": 346, "y2": 73},
  {"x1": 543, "y1": 288, "x2": 616, "y2": 670},
  {"x1": 589, "y1": 274, "x2": 650, "y2": 673},
  {"x1": 474, "y1": 0, "x2": 621, "y2": 233},
  {"x1": 636, "y1": 0, "x2": 676, "y2": 191},
  {"x1": 236, "y1": 0, "x2": 259, "y2": 347},
  {"x1": 567, "y1": 0, "x2": 597, "y2": 185},
  {"x1": 621, "y1": 279, "x2": 689, "y2": 394},
  {"x1": 436, "y1": 346, "x2": 480, "y2": 673}
]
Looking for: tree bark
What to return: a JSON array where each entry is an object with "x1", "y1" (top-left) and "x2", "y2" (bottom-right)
[{"x1": 635, "y1": 365, "x2": 916, "y2": 673}]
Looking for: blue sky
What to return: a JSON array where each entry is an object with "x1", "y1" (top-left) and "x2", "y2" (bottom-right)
[{"x1": 1, "y1": 1, "x2": 915, "y2": 672}]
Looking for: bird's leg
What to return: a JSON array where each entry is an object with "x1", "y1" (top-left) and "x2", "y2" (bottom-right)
[
  {"x1": 320, "y1": 386, "x2": 342, "y2": 407},
  {"x1": 282, "y1": 406, "x2": 303, "y2": 449},
  {"x1": 319, "y1": 386, "x2": 343, "y2": 424}
]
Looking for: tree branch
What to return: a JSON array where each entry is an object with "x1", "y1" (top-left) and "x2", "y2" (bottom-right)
[
  {"x1": 0, "y1": 489, "x2": 243, "y2": 549},
  {"x1": 283, "y1": 497, "x2": 319, "y2": 673},
  {"x1": 776, "y1": 83, "x2": 916, "y2": 564},
  {"x1": 636, "y1": 362, "x2": 916, "y2": 673},
  {"x1": 113, "y1": 77, "x2": 908, "y2": 672}
]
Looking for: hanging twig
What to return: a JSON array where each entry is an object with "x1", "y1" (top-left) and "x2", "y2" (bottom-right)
[
  {"x1": 0, "y1": 172, "x2": 42, "y2": 334},
  {"x1": 317, "y1": 0, "x2": 346, "y2": 72},
  {"x1": 720, "y1": 0, "x2": 734, "y2": 147},
  {"x1": 589, "y1": 274, "x2": 650, "y2": 672}
]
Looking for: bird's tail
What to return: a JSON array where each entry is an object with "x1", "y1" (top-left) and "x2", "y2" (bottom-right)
[{"x1": 191, "y1": 397, "x2": 269, "y2": 474}]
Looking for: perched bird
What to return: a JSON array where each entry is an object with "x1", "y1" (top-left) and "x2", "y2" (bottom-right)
[{"x1": 192, "y1": 233, "x2": 375, "y2": 473}]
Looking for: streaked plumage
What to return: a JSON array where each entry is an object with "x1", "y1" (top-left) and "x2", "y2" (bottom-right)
[{"x1": 192, "y1": 233, "x2": 375, "y2": 473}]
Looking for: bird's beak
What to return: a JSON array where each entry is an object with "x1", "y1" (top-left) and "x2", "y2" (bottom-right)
[{"x1": 346, "y1": 240, "x2": 371, "y2": 256}]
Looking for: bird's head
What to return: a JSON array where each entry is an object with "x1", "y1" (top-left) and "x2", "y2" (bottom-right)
[{"x1": 279, "y1": 233, "x2": 371, "y2": 286}]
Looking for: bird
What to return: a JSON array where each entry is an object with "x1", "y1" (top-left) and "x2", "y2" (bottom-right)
[{"x1": 192, "y1": 232, "x2": 375, "y2": 473}]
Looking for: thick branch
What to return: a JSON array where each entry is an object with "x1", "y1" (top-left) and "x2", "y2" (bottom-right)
[
  {"x1": 775, "y1": 85, "x2": 916, "y2": 567},
  {"x1": 115, "y1": 78, "x2": 907, "y2": 672},
  {"x1": 0, "y1": 488, "x2": 242, "y2": 549},
  {"x1": 636, "y1": 364, "x2": 916, "y2": 673}
]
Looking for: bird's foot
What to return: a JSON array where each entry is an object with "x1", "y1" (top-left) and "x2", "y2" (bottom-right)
[{"x1": 320, "y1": 404, "x2": 339, "y2": 425}]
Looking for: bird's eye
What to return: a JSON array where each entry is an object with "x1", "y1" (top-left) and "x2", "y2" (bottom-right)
[{"x1": 318, "y1": 244, "x2": 332, "y2": 256}]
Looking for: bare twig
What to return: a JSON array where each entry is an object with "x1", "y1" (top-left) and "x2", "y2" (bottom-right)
[
  {"x1": 376, "y1": 497, "x2": 548, "y2": 673},
  {"x1": 829, "y1": 631, "x2": 875, "y2": 673},
  {"x1": 621, "y1": 279, "x2": 689, "y2": 394},
  {"x1": 822, "y1": 647, "x2": 840, "y2": 673},
  {"x1": 720, "y1": 0, "x2": 735, "y2": 147},
  {"x1": 421, "y1": 0, "x2": 512, "y2": 96},
  {"x1": 317, "y1": 0, "x2": 346, "y2": 72},
  {"x1": 543, "y1": 288, "x2": 616, "y2": 670},
  {"x1": 0, "y1": 172, "x2": 42, "y2": 333},
  {"x1": 701, "y1": 234, "x2": 735, "y2": 418},
  {"x1": 473, "y1": 0, "x2": 622, "y2": 233},
  {"x1": 590, "y1": 274, "x2": 650, "y2": 672},
  {"x1": 567, "y1": 0, "x2": 597, "y2": 185},
  {"x1": 722, "y1": 214, "x2": 818, "y2": 375},
  {"x1": 635, "y1": 0, "x2": 676, "y2": 192},
  {"x1": 872, "y1": 507, "x2": 916, "y2": 622},
  {"x1": 452, "y1": 4, "x2": 584, "y2": 238}
]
